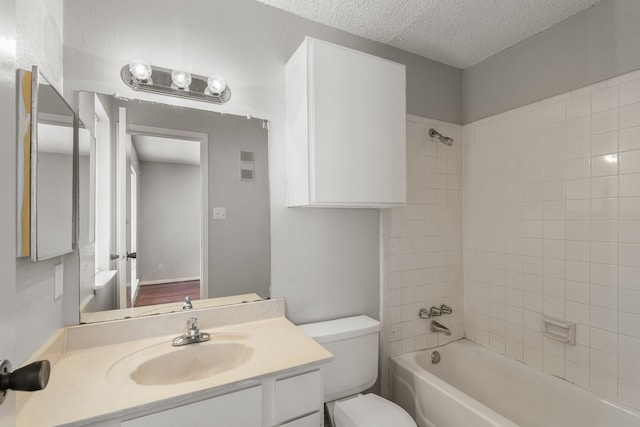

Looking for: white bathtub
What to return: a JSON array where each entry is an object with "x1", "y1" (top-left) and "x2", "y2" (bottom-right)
[{"x1": 391, "y1": 339, "x2": 640, "y2": 427}]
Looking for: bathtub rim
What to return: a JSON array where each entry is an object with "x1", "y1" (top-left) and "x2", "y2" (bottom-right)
[{"x1": 390, "y1": 338, "x2": 640, "y2": 424}]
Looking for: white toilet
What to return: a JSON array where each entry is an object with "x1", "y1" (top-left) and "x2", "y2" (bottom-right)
[{"x1": 298, "y1": 315, "x2": 416, "y2": 427}]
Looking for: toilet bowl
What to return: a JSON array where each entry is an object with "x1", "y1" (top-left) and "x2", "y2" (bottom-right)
[{"x1": 298, "y1": 316, "x2": 417, "y2": 427}]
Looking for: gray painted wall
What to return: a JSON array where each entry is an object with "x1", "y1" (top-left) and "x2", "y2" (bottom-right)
[
  {"x1": 64, "y1": 0, "x2": 457, "y2": 323},
  {"x1": 463, "y1": 0, "x2": 640, "y2": 123},
  {"x1": 138, "y1": 162, "x2": 200, "y2": 282}
]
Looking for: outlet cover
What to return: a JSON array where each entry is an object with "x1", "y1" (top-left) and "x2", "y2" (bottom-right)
[
  {"x1": 213, "y1": 207, "x2": 227, "y2": 220},
  {"x1": 54, "y1": 263, "x2": 64, "y2": 300}
]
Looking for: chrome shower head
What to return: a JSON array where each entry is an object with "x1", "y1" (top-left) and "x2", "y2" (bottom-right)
[{"x1": 429, "y1": 128, "x2": 454, "y2": 146}]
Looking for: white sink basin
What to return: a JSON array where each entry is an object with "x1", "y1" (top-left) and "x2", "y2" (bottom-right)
[{"x1": 108, "y1": 333, "x2": 257, "y2": 386}]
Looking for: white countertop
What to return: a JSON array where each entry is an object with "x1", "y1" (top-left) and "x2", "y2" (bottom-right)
[{"x1": 17, "y1": 300, "x2": 332, "y2": 426}]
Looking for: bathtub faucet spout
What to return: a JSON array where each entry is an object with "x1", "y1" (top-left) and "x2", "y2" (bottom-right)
[{"x1": 431, "y1": 320, "x2": 451, "y2": 336}]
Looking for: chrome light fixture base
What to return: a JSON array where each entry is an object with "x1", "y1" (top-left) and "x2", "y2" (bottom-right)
[{"x1": 121, "y1": 64, "x2": 231, "y2": 104}]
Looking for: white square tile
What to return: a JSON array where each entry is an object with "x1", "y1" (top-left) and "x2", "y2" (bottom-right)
[
  {"x1": 544, "y1": 352, "x2": 565, "y2": 378},
  {"x1": 621, "y1": 150, "x2": 640, "y2": 174},
  {"x1": 590, "y1": 284, "x2": 618, "y2": 309},
  {"x1": 567, "y1": 95, "x2": 590, "y2": 119},
  {"x1": 566, "y1": 344, "x2": 590, "y2": 367},
  {"x1": 590, "y1": 306, "x2": 618, "y2": 332},
  {"x1": 591, "y1": 108, "x2": 619, "y2": 135},
  {"x1": 566, "y1": 157, "x2": 590, "y2": 180},
  {"x1": 590, "y1": 327, "x2": 618, "y2": 353},
  {"x1": 566, "y1": 301, "x2": 589, "y2": 324},
  {"x1": 591, "y1": 263, "x2": 618, "y2": 287},
  {"x1": 591, "y1": 131, "x2": 618, "y2": 156},
  {"x1": 566, "y1": 179, "x2": 590, "y2": 200},
  {"x1": 524, "y1": 346, "x2": 543, "y2": 370},
  {"x1": 619, "y1": 381, "x2": 640, "y2": 409},
  {"x1": 506, "y1": 340, "x2": 524, "y2": 361},
  {"x1": 591, "y1": 176, "x2": 618, "y2": 199},
  {"x1": 620, "y1": 79, "x2": 640, "y2": 106},
  {"x1": 620, "y1": 312, "x2": 640, "y2": 339},
  {"x1": 565, "y1": 221, "x2": 590, "y2": 241},
  {"x1": 565, "y1": 362, "x2": 590, "y2": 388},
  {"x1": 543, "y1": 296, "x2": 564, "y2": 318},
  {"x1": 620, "y1": 174, "x2": 640, "y2": 197},
  {"x1": 620, "y1": 243, "x2": 640, "y2": 267},
  {"x1": 620, "y1": 357, "x2": 640, "y2": 386},
  {"x1": 589, "y1": 370, "x2": 618, "y2": 399},
  {"x1": 591, "y1": 86, "x2": 619, "y2": 113},
  {"x1": 566, "y1": 200, "x2": 589, "y2": 220},
  {"x1": 591, "y1": 198, "x2": 618, "y2": 220},
  {"x1": 566, "y1": 281, "x2": 590, "y2": 304},
  {"x1": 619, "y1": 266, "x2": 640, "y2": 291},
  {"x1": 590, "y1": 221, "x2": 618, "y2": 242},
  {"x1": 543, "y1": 221, "x2": 565, "y2": 239},
  {"x1": 567, "y1": 137, "x2": 591, "y2": 159},
  {"x1": 590, "y1": 348, "x2": 618, "y2": 377},
  {"x1": 567, "y1": 116, "x2": 591, "y2": 140},
  {"x1": 620, "y1": 221, "x2": 640, "y2": 243},
  {"x1": 620, "y1": 335, "x2": 640, "y2": 361},
  {"x1": 590, "y1": 241, "x2": 618, "y2": 264},
  {"x1": 620, "y1": 126, "x2": 640, "y2": 152},
  {"x1": 593, "y1": 155, "x2": 619, "y2": 180},
  {"x1": 620, "y1": 289, "x2": 640, "y2": 315},
  {"x1": 621, "y1": 103, "x2": 640, "y2": 129},
  {"x1": 543, "y1": 102, "x2": 566, "y2": 124},
  {"x1": 566, "y1": 260, "x2": 589, "y2": 282}
]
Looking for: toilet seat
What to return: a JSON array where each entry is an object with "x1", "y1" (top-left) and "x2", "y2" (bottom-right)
[{"x1": 333, "y1": 393, "x2": 417, "y2": 427}]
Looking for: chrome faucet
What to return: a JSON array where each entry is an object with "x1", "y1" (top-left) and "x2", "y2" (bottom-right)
[
  {"x1": 172, "y1": 317, "x2": 210, "y2": 346},
  {"x1": 182, "y1": 296, "x2": 193, "y2": 310},
  {"x1": 430, "y1": 320, "x2": 451, "y2": 336}
]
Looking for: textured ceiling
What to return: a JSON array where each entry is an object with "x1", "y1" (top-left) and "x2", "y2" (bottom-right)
[{"x1": 254, "y1": 0, "x2": 600, "y2": 68}]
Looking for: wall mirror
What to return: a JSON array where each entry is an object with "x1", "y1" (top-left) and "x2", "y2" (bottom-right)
[
  {"x1": 17, "y1": 66, "x2": 76, "y2": 261},
  {"x1": 78, "y1": 93, "x2": 270, "y2": 323}
]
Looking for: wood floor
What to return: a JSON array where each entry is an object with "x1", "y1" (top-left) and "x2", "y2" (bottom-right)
[{"x1": 133, "y1": 280, "x2": 200, "y2": 307}]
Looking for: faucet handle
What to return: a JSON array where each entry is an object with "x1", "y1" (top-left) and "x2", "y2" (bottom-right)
[
  {"x1": 187, "y1": 317, "x2": 198, "y2": 330},
  {"x1": 419, "y1": 307, "x2": 442, "y2": 319},
  {"x1": 440, "y1": 304, "x2": 453, "y2": 314}
]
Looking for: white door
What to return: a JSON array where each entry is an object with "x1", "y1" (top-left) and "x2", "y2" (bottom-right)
[{"x1": 116, "y1": 107, "x2": 132, "y2": 309}]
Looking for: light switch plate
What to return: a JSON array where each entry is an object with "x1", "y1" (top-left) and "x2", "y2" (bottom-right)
[
  {"x1": 213, "y1": 207, "x2": 227, "y2": 220},
  {"x1": 54, "y1": 263, "x2": 64, "y2": 300}
]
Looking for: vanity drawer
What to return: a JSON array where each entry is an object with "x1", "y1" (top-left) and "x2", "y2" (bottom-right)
[
  {"x1": 122, "y1": 385, "x2": 262, "y2": 427},
  {"x1": 279, "y1": 411, "x2": 323, "y2": 427},
  {"x1": 275, "y1": 370, "x2": 322, "y2": 424}
]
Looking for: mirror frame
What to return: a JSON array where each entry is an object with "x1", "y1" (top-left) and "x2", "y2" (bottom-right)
[{"x1": 28, "y1": 65, "x2": 78, "y2": 261}]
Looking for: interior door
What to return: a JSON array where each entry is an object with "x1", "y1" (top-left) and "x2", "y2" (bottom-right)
[
  {"x1": 130, "y1": 164, "x2": 138, "y2": 305},
  {"x1": 116, "y1": 107, "x2": 131, "y2": 309}
]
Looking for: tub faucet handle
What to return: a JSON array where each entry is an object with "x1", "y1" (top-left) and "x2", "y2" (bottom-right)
[
  {"x1": 440, "y1": 304, "x2": 452, "y2": 315},
  {"x1": 419, "y1": 307, "x2": 442, "y2": 319}
]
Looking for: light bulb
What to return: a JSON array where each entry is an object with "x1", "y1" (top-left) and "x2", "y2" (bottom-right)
[
  {"x1": 207, "y1": 75, "x2": 226, "y2": 95},
  {"x1": 171, "y1": 70, "x2": 192, "y2": 89},
  {"x1": 129, "y1": 60, "x2": 152, "y2": 81}
]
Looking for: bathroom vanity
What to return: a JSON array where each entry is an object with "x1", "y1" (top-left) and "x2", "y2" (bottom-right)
[{"x1": 16, "y1": 299, "x2": 332, "y2": 427}]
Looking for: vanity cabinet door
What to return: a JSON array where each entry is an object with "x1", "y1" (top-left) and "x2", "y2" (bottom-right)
[
  {"x1": 274, "y1": 370, "x2": 323, "y2": 425},
  {"x1": 121, "y1": 385, "x2": 262, "y2": 427},
  {"x1": 279, "y1": 411, "x2": 323, "y2": 427}
]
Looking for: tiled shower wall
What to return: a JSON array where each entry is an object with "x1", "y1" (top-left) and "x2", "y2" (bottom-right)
[
  {"x1": 463, "y1": 68, "x2": 640, "y2": 408},
  {"x1": 381, "y1": 115, "x2": 464, "y2": 395}
]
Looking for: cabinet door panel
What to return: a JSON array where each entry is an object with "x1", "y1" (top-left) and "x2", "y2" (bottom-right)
[
  {"x1": 311, "y1": 40, "x2": 406, "y2": 205},
  {"x1": 122, "y1": 386, "x2": 261, "y2": 427},
  {"x1": 279, "y1": 411, "x2": 323, "y2": 427},
  {"x1": 275, "y1": 370, "x2": 323, "y2": 424}
]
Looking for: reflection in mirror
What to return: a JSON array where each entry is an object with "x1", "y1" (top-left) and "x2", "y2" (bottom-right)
[
  {"x1": 79, "y1": 93, "x2": 270, "y2": 323},
  {"x1": 23, "y1": 67, "x2": 76, "y2": 261}
]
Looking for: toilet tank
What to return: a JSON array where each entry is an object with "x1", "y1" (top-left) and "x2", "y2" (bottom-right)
[{"x1": 298, "y1": 315, "x2": 380, "y2": 402}]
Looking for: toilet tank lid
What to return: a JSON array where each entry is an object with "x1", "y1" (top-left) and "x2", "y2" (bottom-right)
[{"x1": 298, "y1": 315, "x2": 380, "y2": 344}]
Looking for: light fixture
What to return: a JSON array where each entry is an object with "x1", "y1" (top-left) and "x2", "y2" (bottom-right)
[
  {"x1": 171, "y1": 70, "x2": 192, "y2": 90},
  {"x1": 207, "y1": 75, "x2": 226, "y2": 95},
  {"x1": 129, "y1": 60, "x2": 152, "y2": 82},
  {"x1": 121, "y1": 61, "x2": 231, "y2": 104}
]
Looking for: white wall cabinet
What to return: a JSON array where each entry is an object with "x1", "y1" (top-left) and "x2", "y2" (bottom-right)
[{"x1": 286, "y1": 37, "x2": 406, "y2": 208}]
